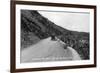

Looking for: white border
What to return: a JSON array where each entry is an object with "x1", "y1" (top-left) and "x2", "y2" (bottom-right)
[{"x1": 16, "y1": 4, "x2": 94, "y2": 69}]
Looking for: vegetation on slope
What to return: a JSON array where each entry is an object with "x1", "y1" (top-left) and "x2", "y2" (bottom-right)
[{"x1": 21, "y1": 10, "x2": 89, "y2": 60}]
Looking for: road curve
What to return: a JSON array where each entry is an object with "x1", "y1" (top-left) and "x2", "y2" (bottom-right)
[{"x1": 21, "y1": 37, "x2": 81, "y2": 63}]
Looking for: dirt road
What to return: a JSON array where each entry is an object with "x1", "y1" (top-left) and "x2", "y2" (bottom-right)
[{"x1": 21, "y1": 37, "x2": 81, "y2": 63}]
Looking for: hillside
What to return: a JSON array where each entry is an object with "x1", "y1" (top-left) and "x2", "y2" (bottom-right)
[{"x1": 21, "y1": 10, "x2": 89, "y2": 60}]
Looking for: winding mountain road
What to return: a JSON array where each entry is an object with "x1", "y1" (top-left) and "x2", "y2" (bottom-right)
[{"x1": 21, "y1": 37, "x2": 81, "y2": 63}]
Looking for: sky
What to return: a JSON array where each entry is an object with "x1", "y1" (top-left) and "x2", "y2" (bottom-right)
[{"x1": 38, "y1": 11, "x2": 90, "y2": 32}]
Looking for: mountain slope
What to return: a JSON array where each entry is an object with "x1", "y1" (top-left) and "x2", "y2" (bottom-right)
[{"x1": 21, "y1": 10, "x2": 89, "y2": 59}]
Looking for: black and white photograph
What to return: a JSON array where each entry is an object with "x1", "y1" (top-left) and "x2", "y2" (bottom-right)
[
  {"x1": 20, "y1": 10, "x2": 90, "y2": 63},
  {"x1": 11, "y1": 1, "x2": 96, "y2": 72}
]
